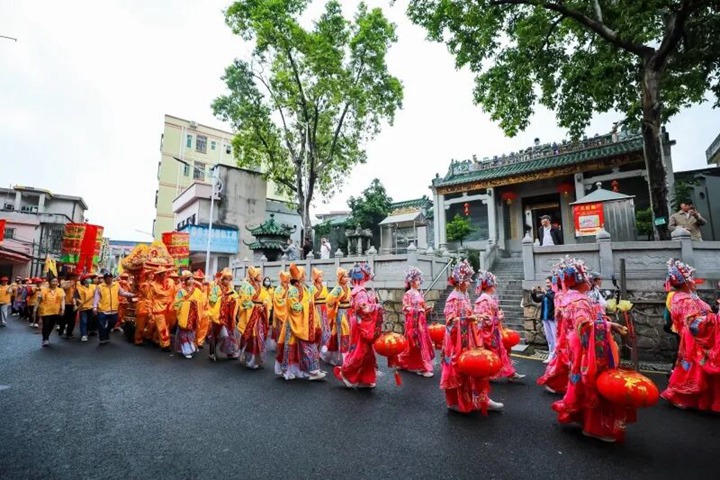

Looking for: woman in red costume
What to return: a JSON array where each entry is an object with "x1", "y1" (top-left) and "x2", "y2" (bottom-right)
[
  {"x1": 661, "y1": 258, "x2": 720, "y2": 411},
  {"x1": 207, "y1": 268, "x2": 240, "y2": 361},
  {"x1": 474, "y1": 270, "x2": 525, "y2": 382},
  {"x1": 441, "y1": 260, "x2": 504, "y2": 414},
  {"x1": 396, "y1": 266, "x2": 435, "y2": 377},
  {"x1": 537, "y1": 279, "x2": 572, "y2": 394},
  {"x1": 334, "y1": 262, "x2": 382, "y2": 389},
  {"x1": 548, "y1": 256, "x2": 634, "y2": 443}
]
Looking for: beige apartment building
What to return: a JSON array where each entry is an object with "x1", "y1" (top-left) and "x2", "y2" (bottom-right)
[{"x1": 153, "y1": 114, "x2": 287, "y2": 239}]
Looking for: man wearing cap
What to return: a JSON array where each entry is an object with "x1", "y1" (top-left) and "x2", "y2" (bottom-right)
[
  {"x1": 35, "y1": 278, "x2": 65, "y2": 347},
  {"x1": 237, "y1": 265, "x2": 271, "y2": 369},
  {"x1": 58, "y1": 273, "x2": 79, "y2": 338},
  {"x1": 77, "y1": 273, "x2": 97, "y2": 342},
  {"x1": 537, "y1": 215, "x2": 563, "y2": 246},
  {"x1": 0, "y1": 277, "x2": 11, "y2": 327},
  {"x1": 93, "y1": 272, "x2": 135, "y2": 345}
]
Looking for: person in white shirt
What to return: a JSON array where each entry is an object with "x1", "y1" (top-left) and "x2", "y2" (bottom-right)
[
  {"x1": 320, "y1": 237, "x2": 332, "y2": 259},
  {"x1": 537, "y1": 215, "x2": 563, "y2": 246}
]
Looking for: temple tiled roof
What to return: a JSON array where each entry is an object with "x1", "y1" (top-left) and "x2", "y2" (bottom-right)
[
  {"x1": 246, "y1": 214, "x2": 295, "y2": 236},
  {"x1": 433, "y1": 132, "x2": 644, "y2": 189},
  {"x1": 390, "y1": 196, "x2": 431, "y2": 211}
]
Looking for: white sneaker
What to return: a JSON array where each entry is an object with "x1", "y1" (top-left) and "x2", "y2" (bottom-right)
[
  {"x1": 509, "y1": 372, "x2": 526, "y2": 382},
  {"x1": 308, "y1": 371, "x2": 327, "y2": 381},
  {"x1": 487, "y1": 399, "x2": 504, "y2": 411},
  {"x1": 543, "y1": 358, "x2": 551, "y2": 364},
  {"x1": 184, "y1": 355, "x2": 192, "y2": 359},
  {"x1": 42, "y1": 340, "x2": 49, "y2": 347},
  {"x1": 418, "y1": 371, "x2": 434, "y2": 378},
  {"x1": 544, "y1": 386, "x2": 557, "y2": 394},
  {"x1": 81, "y1": 336, "x2": 88, "y2": 342}
]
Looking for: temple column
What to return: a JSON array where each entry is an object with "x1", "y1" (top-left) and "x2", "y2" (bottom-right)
[
  {"x1": 574, "y1": 173, "x2": 584, "y2": 200},
  {"x1": 484, "y1": 188, "x2": 496, "y2": 245},
  {"x1": 437, "y1": 194, "x2": 447, "y2": 248}
]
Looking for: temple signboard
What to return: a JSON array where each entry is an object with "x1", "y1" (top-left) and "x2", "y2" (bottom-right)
[{"x1": 573, "y1": 202, "x2": 604, "y2": 236}]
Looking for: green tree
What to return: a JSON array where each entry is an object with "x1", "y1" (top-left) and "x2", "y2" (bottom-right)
[
  {"x1": 671, "y1": 178, "x2": 699, "y2": 211},
  {"x1": 446, "y1": 214, "x2": 475, "y2": 246},
  {"x1": 213, "y1": 0, "x2": 403, "y2": 242},
  {"x1": 347, "y1": 178, "x2": 393, "y2": 229},
  {"x1": 406, "y1": 0, "x2": 720, "y2": 240},
  {"x1": 635, "y1": 207, "x2": 654, "y2": 240}
]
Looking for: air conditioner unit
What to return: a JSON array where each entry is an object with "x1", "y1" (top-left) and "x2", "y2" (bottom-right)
[
  {"x1": 3, "y1": 203, "x2": 12, "y2": 210},
  {"x1": 189, "y1": 121, "x2": 198, "y2": 129}
]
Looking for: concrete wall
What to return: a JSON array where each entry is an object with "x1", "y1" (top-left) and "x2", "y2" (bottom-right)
[
  {"x1": 216, "y1": 167, "x2": 266, "y2": 261},
  {"x1": 521, "y1": 228, "x2": 720, "y2": 361}
]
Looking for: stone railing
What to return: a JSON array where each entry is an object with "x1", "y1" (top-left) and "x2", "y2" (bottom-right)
[
  {"x1": 520, "y1": 227, "x2": 720, "y2": 361},
  {"x1": 480, "y1": 240, "x2": 498, "y2": 271}
]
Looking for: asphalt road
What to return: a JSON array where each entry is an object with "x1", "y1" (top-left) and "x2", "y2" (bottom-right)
[{"x1": 0, "y1": 314, "x2": 717, "y2": 480}]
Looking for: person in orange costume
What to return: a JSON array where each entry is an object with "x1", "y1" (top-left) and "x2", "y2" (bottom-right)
[
  {"x1": 115, "y1": 273, "x2": 131, "y2": 331},
  {"x1": 192, "y1": 270, "x2": 210, "y2": 349},
  {"x1": 321, "y1": 268, "x2": 351, "y2": 366},
  {"x1": 165, "y1": 271, "x2": 180, "y2": 333},
  {"x1": 270, "y1": 271, "x2": 291, "y2": 351},
  {"x1": 237, "y1": 266, "x2": 271, "y2": 369},
  {"x1": 207, "y1": 268, "x2": 241, "y2": 361},
  {"x1": 134, "y1": 271, "x2": 154, "y2": 346},
  {"x1": 310, "y1": 268, "x2": 330, "y2": 350},
  {"x1": 148, "y1": 267, "x2": 174, "y2": 351}
]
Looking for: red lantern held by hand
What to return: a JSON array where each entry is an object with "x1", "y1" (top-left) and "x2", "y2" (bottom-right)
[
  {"x1": 428, "y1": 323, "x2": 446, "y2": 344},
  {"x1": 374, "y1": 332, "x2": 409, "y2": 386},
  {"x1": 457, "y1": 347, "x2": 502, "y2": 378},
  {"x1": 597, "y1": 369, "x2": 659, "y2": 408},
  {"x1": 502, "y1": 329, "x2": 521, "y2": 349}
]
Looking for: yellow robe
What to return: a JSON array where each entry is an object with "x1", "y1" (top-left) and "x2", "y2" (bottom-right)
[
  {"x1": 175, "y1": 287, "x2": 207, "y2": 329},
  {"x1": 279, "y1": 284, "x2": 313, "y2": 344},
  {"x1": 326, "y1": 284, "x2": 351, "y2": 337},
  {"x1": 236, "y1": 280, "x2": 271, "y2": 334}
]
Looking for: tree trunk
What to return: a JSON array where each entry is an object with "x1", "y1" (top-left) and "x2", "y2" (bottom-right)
[{"x1": 640, "y1": 63, "x2": 671, "y2": 241}]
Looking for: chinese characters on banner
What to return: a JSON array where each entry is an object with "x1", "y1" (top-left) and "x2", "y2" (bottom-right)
[{"x1": 573, "y1": 202, "x2": 605, "y2": 236}]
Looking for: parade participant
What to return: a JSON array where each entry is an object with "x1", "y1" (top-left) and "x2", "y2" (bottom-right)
[
  {"x1": 134, "y1": 271, "x2": 154, "y2": 346},
  {"x1": 207, "y1": 268, "x2": 241, "y2": 361},
  {"x1": 14, "y1": 278, "x2": 30, "y2": 323},
  {"x1": 270, "y1": 271, "x2": 291, "y2": 350},
  {"x1": 321, "y1": 268, "x2": 351, "y2": 366},
  {"x1": 114, "y1": 273, "x2": 131, "y2": 331},
  {"x1": 93, "y1": 272, "x2": 135, "y2": 345},
  {"x1": 58, "y1": 273, "x2": 78, "y2": 338},
  {"x1": 9, "y1": 277, "x2": 20, "y2": 315},
  {"x1": 193, "y1": 270, "x2": 209, "y2": 349},
  {"x1": 395, "y1": 267, "x2": 435, "y2": 377},
  {"x1": 237, "y1": 266, "x2": 271, "y2": 369},
  {"x1": 547, "y1": 257, "x2": 633, "y2": 443},
  {"x1": 310, "y1": 268, "x2": 330, "y2": 349},
  {"x1": 147, "y1": 266, "x2": 175, "y2": 351},
  {"x1": 474, "y1": 270, "x2": 525, "y2": 382},
  {"x1": 661, "y1": 259, "x2": 720, "y2": 412},
  {"x1": 0, "y1": 277, "x2": 11, "y2": 327},
  {"x1": 174, "y1": 271, "x2": 206, "y2": 359},
  {"x1": 275, "y1": 263, "x2": 326, "y2": 381},
  {"x1": 35, "y1": 277, "x2": 65, "y2": 347},
  {"x1": 27, "y1": 278, "x2": 41, "y2": 328},
  {"x1": 333, "y1": 262, "x2": 382, "y2": 388},
  {"x1": 76, "y1": 274, "x2": 96, "y2": 342},
  {"x1": 537, "y1": 277, "x2": 572, "y2": 394},
  {"x1": 441, "y1": 260, "x2": 503, "y2": 413},
  {"x1": 263, "y1": 276, "x2": 274, "y2": 333},
  {"x1": 165, "y1": 271, "x2": 180, "y2": 333}
]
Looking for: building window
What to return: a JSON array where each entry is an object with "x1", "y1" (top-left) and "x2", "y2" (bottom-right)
[
  {"x1": 190, "y1": 214, "x2": 196, "y2": 225},
  {"x1": 4, "y1": 227, "x2": 15, "y2": 239},
  {"x1": 193, "y1": 163, "x2": 205, "y2": 181},
  {"x1": 186, "y1": 134, "x2": 192, "y2": 148},
  {"x1": 195, "y1": 135, "x2": 207, "y2": 153},
  {"x1": 225, "y1": 144, "x2": 232, "y2": 155},
  {"x1": 211, "y1": 141, "x2": 216, "y2": 150},
  {"x1": 154, "y1": 190, "x2": 159, "y2": 208},
  {"x1": 183, "y1": 164, "x2": 190, "y2": 177}
]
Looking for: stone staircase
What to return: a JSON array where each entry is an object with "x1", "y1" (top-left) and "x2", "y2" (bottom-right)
[{"x1": 492, "y1": 256, "x2": 526, "y2": 333}]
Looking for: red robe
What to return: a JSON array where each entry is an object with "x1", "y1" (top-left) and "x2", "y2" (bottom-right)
[{"x1": 335, "y1": 286, "x2": 381, "y2": 386}]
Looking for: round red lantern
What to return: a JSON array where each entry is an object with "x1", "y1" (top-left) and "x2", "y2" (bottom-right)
[
  {"x1": 557, "y1": 182, "x2": 574, "y2": 196},
  {"x1": 457, "y1": 347, "x2": 502, "y2": 378},
  {"x1": 501, "y1": 329, "x2": 521, "y2": 349},
  {"x1": 597, "y1": 369, "x2": 660, "y2": 408},
  {"x1": 501, "y1": 191, "x2": 518, "y2": 205},
  {"x1": 374, "y1": 332, "x2": 408, "y2": 358},
  {"x1": 428, "y1": 323, "x2": 446, "y2": 344}
]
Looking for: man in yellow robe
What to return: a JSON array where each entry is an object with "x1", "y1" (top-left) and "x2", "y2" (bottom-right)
[
  {"x1": 270, "y1": 271, "x2": 291, "y2": 350},
  {"x1": 237, "y1": 266, "x2": 271, "y2": 369}
]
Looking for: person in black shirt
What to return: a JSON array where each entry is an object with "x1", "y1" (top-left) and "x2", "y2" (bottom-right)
[{"x1": 531, "y1": 277, "x2": 556, "y2": 363}]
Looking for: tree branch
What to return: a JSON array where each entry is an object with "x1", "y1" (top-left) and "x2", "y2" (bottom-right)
[
  {"x1": 653, "y1": 0, "x2": 694, "y2": 67},
  {"x1": 285, "y1": 47, "x2": 311, "y2": 124},
  {"x1": 488, "y1": 0, "x2": 653, "y2": 57},
  {"x1": 251, "y1": 69, "x2": 299, "y2": 162},
  {"x1": 591, "y1": 0, "x2": 603, "y2": 23},
  {"x1": 531, "y1": 14, "x2": 564, "y2": 64},
  {"x1": 252, "y1": 122, "x2": 297, "y2": 193}
]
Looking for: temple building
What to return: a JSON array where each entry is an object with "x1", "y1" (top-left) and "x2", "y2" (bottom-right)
[{"x1": 431, "y1": 129, "x2": 675, "y2": 252}]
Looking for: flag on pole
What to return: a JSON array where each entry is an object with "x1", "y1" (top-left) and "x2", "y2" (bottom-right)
[{"x1": 44, "y1": 255, "x2": 58, "y2": 280}]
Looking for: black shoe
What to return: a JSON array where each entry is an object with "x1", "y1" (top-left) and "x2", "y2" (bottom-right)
[
  {"x1": 162, "y1": 346, "x2": 172, "y2": 352},
  {"x1": 89, "y1": 331, "x2": 98, "y2": 336}
]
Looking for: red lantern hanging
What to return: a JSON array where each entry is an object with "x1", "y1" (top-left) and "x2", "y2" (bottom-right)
[
  {"x1": 428, "y1": 323, "x2": 446, "y2": 345},
  {"x1": 501, "y1": 329, "x2": 521, "y2": 349},
  {"x1": 500, "y1": 191, "x2": 518, "y2": 205},
  {"x1": 457, "y1": 347, "x2": 502, "y2": 378},
  {"x1": 597, "y1": 369, "x2": 660, "y2": 408},
  {"x1": 463, "y1": 202, "x2": 470, "y2": 216},
  {"x1": 557, "y1": 182, "x2": 574, "y2": 197}
]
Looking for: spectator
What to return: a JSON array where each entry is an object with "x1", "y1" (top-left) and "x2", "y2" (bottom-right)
[
  {"x1": 668, "y1": 202, "x2": 707, "y2": 240},
  {"x1": 280, "y1": 238, "x2": 299, "y2": 261},
  {"x1": 531, "y1": 277, "x2": 556, "y2": 363},
  {"x1": 537, "y1": 215, "x2": 563, "y2": 246},
  {"x1": 302, "y1": 238, "x2": 313, "y2": 259},
  {"x1": 587, "y1": 272, "x2": 608, "y2": 310},
  {"x1": 320, "y1": 237, "x2": 332, "y2": 259}
]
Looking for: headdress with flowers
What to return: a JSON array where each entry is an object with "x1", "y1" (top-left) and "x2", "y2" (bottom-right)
[
  {"x1": 550, "y1": 256, "x2": 589, "y2": 291},
  {"x1": 475, "y1": 270, "x2": 497, "y2": 293},
  {"x1": 665, "y1": 258, "x2": 695, "y2": 291},
  {"x1": 350, "y1": 262, "x2": 373, "y2": 283},
  {"x1": 448, "y1": 259, "x2": 475, "y2": 287},
  {"x1": 404, "y1": 266, "x2": 424, "y2": 288}
]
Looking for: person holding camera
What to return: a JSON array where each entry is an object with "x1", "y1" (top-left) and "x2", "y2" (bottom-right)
[
  {"x1": 531, "y1": 277, "x2": 557, "y2": 364},
  {"x1": 669, "y1": 202, "x2": 707, "y2": 241}
]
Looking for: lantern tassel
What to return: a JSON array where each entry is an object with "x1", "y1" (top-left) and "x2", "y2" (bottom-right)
[{"x1": 394, "y1": 368, "x2": 402, "y2": 386}]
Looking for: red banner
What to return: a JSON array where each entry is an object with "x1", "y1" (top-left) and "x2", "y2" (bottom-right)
[
  {"x1": 573, "y1": 202, "x2": 605, "y2": 237},
  {"x1": 0, "y1": 219, "x2": 5, "y2": 243},
  {"x1": 162, "y1": 231, "x2": 190, "y2": 268}
]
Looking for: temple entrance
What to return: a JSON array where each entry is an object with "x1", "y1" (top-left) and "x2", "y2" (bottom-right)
[{"x1": 522, "y1": 193, "x2": 562, "y2": 242}]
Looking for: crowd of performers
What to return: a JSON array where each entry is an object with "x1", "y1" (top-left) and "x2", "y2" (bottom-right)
[{"x1": 1, "y1": 255, "x2": 717, "y2": 443}]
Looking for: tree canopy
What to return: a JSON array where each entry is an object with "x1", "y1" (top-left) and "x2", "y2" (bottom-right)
[
  {"x1": 446, "y1": 213, "x2": 475, "y2": 246},
  {"x1": 213, "y1": 0, "x2": 403, "y2": 240},
  {"x1": 406, "y1": 0, "x2": 720, "y2": 239},
  {"x1": 347, "y1": 178, "x2": 394, "y2": 229}
]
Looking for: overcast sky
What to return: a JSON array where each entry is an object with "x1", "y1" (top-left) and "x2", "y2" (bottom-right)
[{"x1": 1, "y1": 0, "x2": 718, "y2": 242}]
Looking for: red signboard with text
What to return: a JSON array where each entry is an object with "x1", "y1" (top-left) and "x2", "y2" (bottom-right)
[{"x1": 573, "y1": 202, "x2": 605, "y2": 236}]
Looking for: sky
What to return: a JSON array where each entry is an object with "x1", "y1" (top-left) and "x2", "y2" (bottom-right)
[{"x1": 1, "y1": 0, "x2": 718, "y2": 242}]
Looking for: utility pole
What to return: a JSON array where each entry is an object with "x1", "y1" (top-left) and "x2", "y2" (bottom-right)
[{"x1": 0, "y1": 35, "x2": 17, "y2": 42}]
